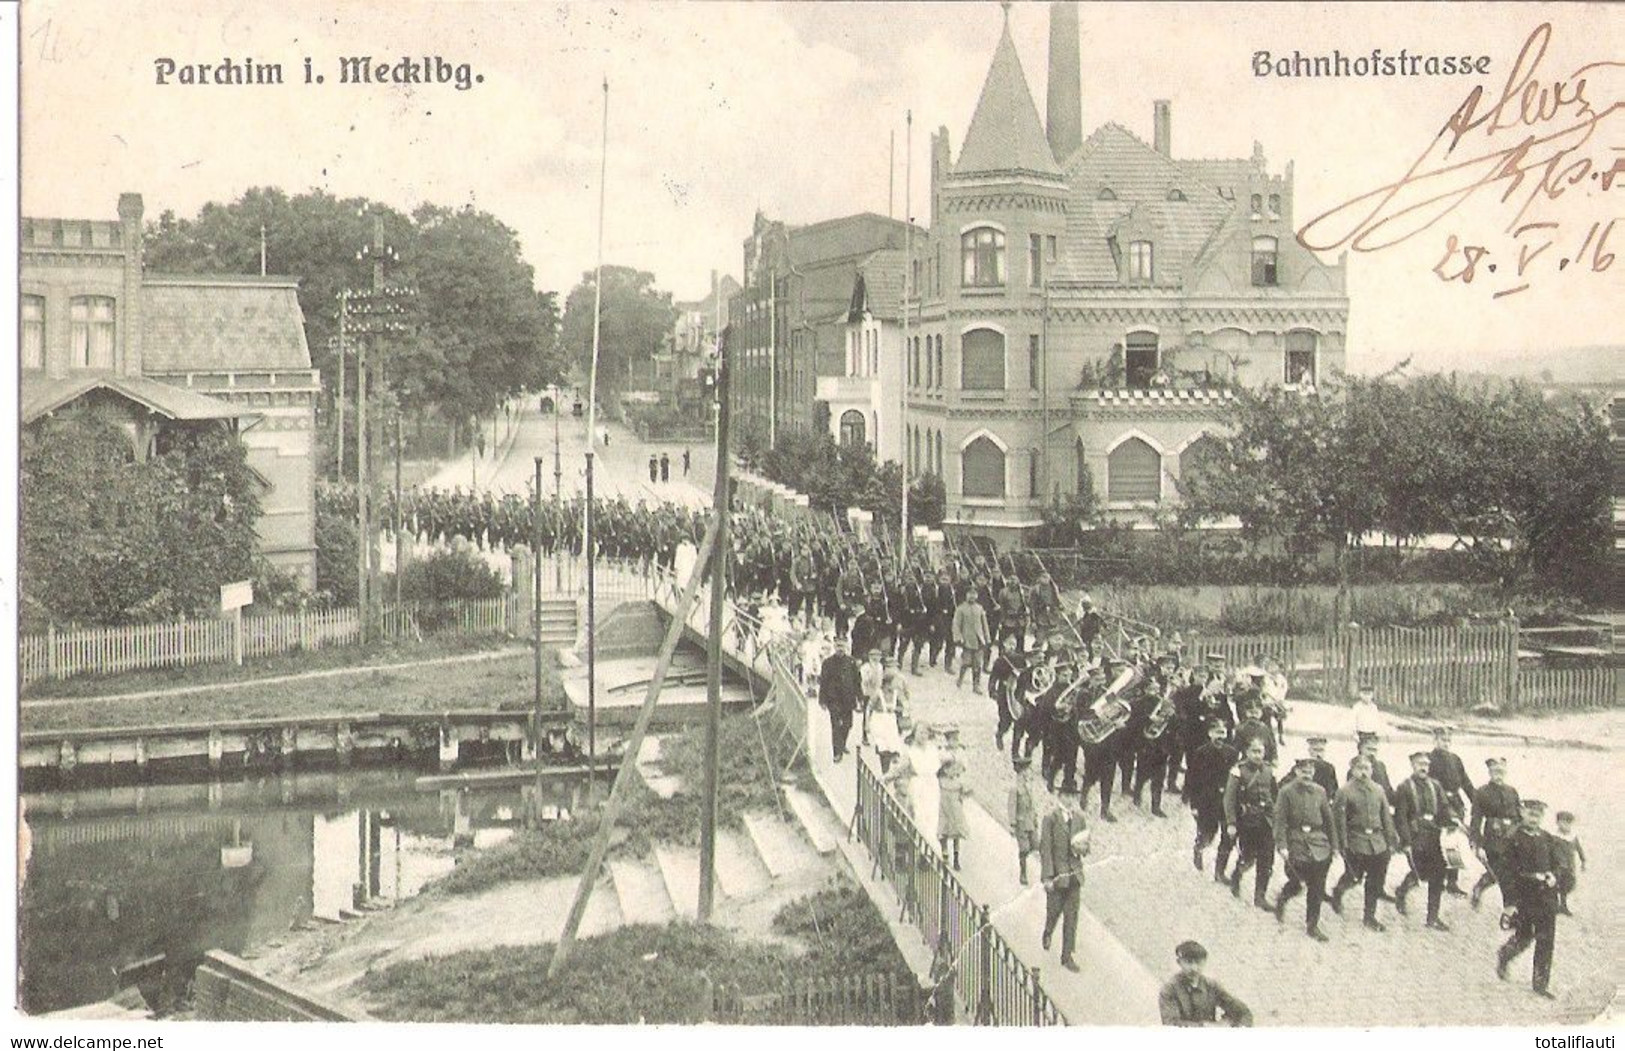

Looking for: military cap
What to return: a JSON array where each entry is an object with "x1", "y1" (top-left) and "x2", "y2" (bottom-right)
[
  {"x1": 1205, "y1": 652, "x2": 1227, "y2": 663},
  {"x1": 1242, "y1": 665, "x2": 1265, "y2": 678},
  {"x1": 1079, "y1": 593, "x2": 1094, "y2": 607},
  {"x1": 1408, "y1": 750, "x2": 1431, "y2": 762},
  {"x1": 1520, "y1": 799, "x2": 1547, "y2": 812},
  {"x1": 1293, "y1": 757, "x2": 1319, "y2": 773},
  {"x1": 1485, "y1": 757, "x2": 1508, "y2": 769},
  {"x1": 1430, "y1": 725, "x2": 1454, "y2": 736},
  {"x1": 1357, "y1": 731, "x2": 1380, "y2": 743},
  {"x1": 1306, "y1": 735, "x2": 1328, "y2": 745},
  {"x1": 1175, "y1": 940, "x2": 1209, "y2": 962}
]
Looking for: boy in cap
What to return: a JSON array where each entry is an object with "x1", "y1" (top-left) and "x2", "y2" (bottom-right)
[
  {"x1": 1158, "y1": 941, "x2": 1253, "y2": 1027},
  {"x1": 1470, "y1": 757, "x2": 1521, "y2": 909},
  {"x1": 1496, "y1": 799, "x2": 1572, "y2": 998},
  {"x1": 1008, "y1": 754, "x2": 1041, "y2": 884},
  {"x1": 1350, "y1": 682, "x2": 1385, "y2": 742},
  {"x1": 1552, "y1": 811, "x2": 1584, "y2": 916}
]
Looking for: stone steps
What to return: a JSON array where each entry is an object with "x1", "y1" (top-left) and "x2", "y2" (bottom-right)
[
  {"x1": 713, "y1": 827, "x2": 773, "y2": 900},
  {"x1": 608, "y1": 857, "x2": 677, "y2": 925},
  {"x1": 783, "y1": 785, "x2": 847, "y2": 855},
  {"x1": 741, "y1": 809, "x2": 822, "y2": 880},
  {"x1": 653, "y1": 843, "x2": 702, "y2": 921}
]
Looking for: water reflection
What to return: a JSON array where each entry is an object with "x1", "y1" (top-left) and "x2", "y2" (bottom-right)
[{"x1": 20, "y1": 768, "x2": 591, "y2": 1015}]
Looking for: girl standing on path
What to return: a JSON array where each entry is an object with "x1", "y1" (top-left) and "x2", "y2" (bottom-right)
[{"x1": 937, "y1": 728, "x2": 971, "y2": 869}]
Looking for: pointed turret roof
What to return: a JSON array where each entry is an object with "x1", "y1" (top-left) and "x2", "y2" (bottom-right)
[{"x1": 954, "y1": 18, "x2": 1061, "y2": 179}]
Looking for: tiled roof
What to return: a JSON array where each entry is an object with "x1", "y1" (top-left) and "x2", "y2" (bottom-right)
[
  {"x1": 787, "y1": 213, "x2": 910, "y2": 268},
  {"x1": 954, "y1": 23, "x2": 1060, "y2": 178},
  {"x1": 1052, "y1": 124, "x2": 1236, "y2": 287},
  {"x1": 853, "y1": 249, "x2": 906, "y2": 321},
  {"x1": 141, "y1": 277, "x2": 311, "y2": 373},
  {"x1": 22, "y1": 373, "x2": 260, "y2": 424},
  {"x1": 1182, "y1": 158, "x2": 1257, "y2": 194}
]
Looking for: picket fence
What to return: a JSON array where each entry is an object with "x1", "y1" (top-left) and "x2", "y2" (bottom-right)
[
  {"x1": 20, "y1": 598, "x2": 521, "y2": 688},
  {"x1": 706, "y1": 969, "x2": 925, "y2": 1026}
]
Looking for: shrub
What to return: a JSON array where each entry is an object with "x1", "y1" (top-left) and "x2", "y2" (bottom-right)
[{"x1": 394, "y1": 545, "x2": 505, "y2": 603}]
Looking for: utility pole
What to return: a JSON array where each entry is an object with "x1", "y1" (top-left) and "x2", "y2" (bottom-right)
[
  {"x1": 333, "y1": 326, "x2": 347, "y2": 480},
  {"x1": 584, "y1": 76, "x2": 610, "y2": 775},
  {"x1": 698, "y1": 334, "x2": 732, "y2": 924},
  {"x1": 533, "y1": 454, "x2": 545, "y2": 815},
  {"x1": 355, "y1": 289, "x2": 369, "y2": 641},
  {"x1": 553, "y1": 387, "x2": 563, "y2": 591},
  {"x1": 395, "y1": 411, "x2": 404, "y2": 607}
]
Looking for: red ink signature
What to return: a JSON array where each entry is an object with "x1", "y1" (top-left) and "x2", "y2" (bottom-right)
[{"x1": 1297, "y1": 22, "x2": 1624, "y2": 277}]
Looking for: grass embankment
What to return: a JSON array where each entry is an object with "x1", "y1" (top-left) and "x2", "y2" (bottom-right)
[
  {"x1": 360, "y1": 881, "x2": 907, "y2": 1024},
  {"x1": 20, "y1": 640, "x2": 560, "y2": 734},
  {"x1": 429, "y1": 712, "x2": 811, "y2": 896}
]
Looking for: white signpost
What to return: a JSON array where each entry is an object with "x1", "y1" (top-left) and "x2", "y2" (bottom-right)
[{"x1": 221, "y1": 580, "x2": 254, "y2": 666}]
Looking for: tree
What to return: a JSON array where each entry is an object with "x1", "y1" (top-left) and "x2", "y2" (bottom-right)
[
  {"x1": 144, "y1": 189, "x2": 565, "y2": 449},
  {"x1": 559, "y1": 266, "x2": 677, "y2": 404},
  {"x1": 21, "y1": 411, "x2": 264, "y2": 627}
]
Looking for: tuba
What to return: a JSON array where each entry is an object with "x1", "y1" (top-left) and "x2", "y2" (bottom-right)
[
  {"x1": 1143, "y1": 681, "x2": 1178, "y2": 740},
  {"x1": 1076, "y1": 665, "x2": 1141, "y2": 744}
]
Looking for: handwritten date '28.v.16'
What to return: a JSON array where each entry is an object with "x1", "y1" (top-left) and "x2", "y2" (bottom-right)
[{"x1": 1297, "y1": 22, "x2": 1623, "y2": 300}]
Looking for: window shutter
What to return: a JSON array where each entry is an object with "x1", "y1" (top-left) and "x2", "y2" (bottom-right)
[
  {"x1": 962, "y1": 437, "x2": 1005, "y2": 498},
  {"x1": 961, "y1": 329, "x2": 1005, "y2": 390},
  {"x1": 1108, "y1": 438, "x2": 1161, "y2": 503}
]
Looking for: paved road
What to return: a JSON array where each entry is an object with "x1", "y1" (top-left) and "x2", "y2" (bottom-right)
[
  {"x1": 422, "y1": 403, "x2": 715, "y2": 509},
  {"x1": 892, "y1": 658, "x2": 1619, "y2": 1026}
]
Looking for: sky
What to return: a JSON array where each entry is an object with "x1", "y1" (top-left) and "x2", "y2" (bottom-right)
[{"x1": 20, "y1": 0, "x2": 1625, "y2": 376}]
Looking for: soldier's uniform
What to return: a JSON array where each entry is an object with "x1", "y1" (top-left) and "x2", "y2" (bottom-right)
[
  {"x1": 1273, "y1": 762, "x2": 1339, "y2": 939},
  {"x1": 899, "y1": 574, "x2": 930, "y2": 672},
  {"x1": 1223, "y1": 754, "x2": 1277, "y2": 908},
  {"x1": 1470, "y1": 760, "x2": 1522, "y2": 909},
  {"x1": 925, "y1": 574, "x2": 958, "y2": 672},
  {"x1": 1496, "y1": 800, "x2": 1571, "y2": 998},
  {"x1": 1330, "y1": 770, "x2": 1400, "y2": 928},
  {"x1": 1393, "y1": 761, "x2": 1454, "y2": 929}
]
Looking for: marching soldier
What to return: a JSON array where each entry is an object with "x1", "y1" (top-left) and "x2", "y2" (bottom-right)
[
  {"x1": 1427, "y1": 725, "x2": 1474, "y2": 897},
  {"x1": 1188, "y1": 719, "x2": 1239, "y2": 880},
  {"x1": 926, "y1": 570, "x2": 958, "y2": 673},
  {"x1": 1330, "y1": 753, "x2": 1399, "y2": 931},
  {"x1": 835, "y1": 558, "x2": 864, "y2": 643},
  {"x1": 1294, "y1": 736, "x2": 1340, "y2": 799},
  {"x1": 786, "y1": 541, "x2": 817, "y2": 626},
  {"x1": 1231, "y1": 696, "x2": 1277, "y2": 767},
  {"x1": 1223, "y1": 737, "x2": 1277, "y2": 910},
  {"x1": 1273, "y1": 757, "x2": 1339, "y2": 941},
  {"x1": 1470, "y1": 757, "x2": 1521, "y2": 910},
  {"x1": 899, "y1": 569, "x2": 931, "y2": 675},
  {"x1": 1392, "y1": 751, "x2": 1454, "y2": 930},
  {"x1": 1495, "y1": 799, "x2": 1571, "y2": 999}
]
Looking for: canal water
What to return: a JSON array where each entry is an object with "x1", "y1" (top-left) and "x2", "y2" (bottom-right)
[{"x1": 19, "y1": 767, "x2": 593, "y2": 1016}]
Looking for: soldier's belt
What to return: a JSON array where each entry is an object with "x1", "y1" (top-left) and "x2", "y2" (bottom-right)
[
  {"x1": 1300, "y1": 825, "x2": 1316, "y2": 833},
  {"x1": 1360, "y1": 827, "x2": 1381, "y2": 835}
]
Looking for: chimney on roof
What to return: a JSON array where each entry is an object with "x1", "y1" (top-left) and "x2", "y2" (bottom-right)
[
  {"x1": 1153, "y1": 99, "x2": 1171, "y2": 156},
  {"x1": 117, "y1": 193, "x2": 144, "y2": 377},
  {"x1": 1046, "y1": 1, "x2": 1082, "y2": 162}
]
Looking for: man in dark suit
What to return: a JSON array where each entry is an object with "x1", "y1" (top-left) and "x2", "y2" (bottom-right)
[
  {"x1": 1040, "y1": 791, "x2": 1089, "y2": 973},
  {"x1": 1496, "y1": 799, "x2": 1572, "y2": 999},
  {"x1": 1230, "y1": 697, "x2": 1277, "y2": 766},
  {"x1": 925, "y1": 571, "x2": 958, "y2": 672},
  {"x1": 818, "y1": 637, "x2": 862, "y2": 763}
]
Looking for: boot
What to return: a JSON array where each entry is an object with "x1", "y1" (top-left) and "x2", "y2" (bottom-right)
[
  {"x1": 1019, "y1": 855, "x2": 1029, "y2": 886},
  {"x1": 1329, "y1": 883, "x2": 1346, "y2": 916},
  {"x1": 1363, "y1": 916, "x2": 1386, "y2": 932},
  {"x1": 1253, "y1": 887, "x2": 1271, "y2": 912},
  {"x1": 1495, "y1": 945, "x2": 1511, "y2": 981},
  {"x1": 1229, "y1": 865, "x2": 1245, "y2": 899},
  {"x1": 1471, "y1": 874, "x2": 1492, "y2": 910},
  {"x1": 1099, "y1": 808, "x2": 1117, "y2": 823},
  {"x1": 1273, "y1": 891, "x2": 1291, "y2": 924},
  {"x1": 1308, "y1": 925, "x2": 1330, "y2": 943}
]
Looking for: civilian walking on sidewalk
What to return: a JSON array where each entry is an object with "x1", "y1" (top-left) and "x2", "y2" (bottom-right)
[
  {"x1": 952, "y1": 587, "x2": 991, "y2": 694},
  {"x1": 1009, "y1": 754, "x2": 1041, "y2": 885},
  {"x1": 1159, "y1": 941, "x2": 1253, "y2": 1027},
  {"x1": 818, "y1": 637, "x2": 862, "y2": 763},
  {"x1": 1040, "y1": 790, "x2": 1090, "y2": 973}
]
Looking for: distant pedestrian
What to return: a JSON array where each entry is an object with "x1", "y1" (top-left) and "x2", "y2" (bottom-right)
[
  {"x1": 649, "y1": 455, "x2": 659, "y2": 483},
  {"x1": 1009, "y1": 754, "x2": 1040, "y2": 885},
  {"x1": 682, "y1": 447, "x2": 691, "y2": 475},
  {"x1": 1159, "y1": 941, "x2": 1253, "y2": 1027},
  {"x1": 1350, "y1": 682, "x2": 1385, "y2": 743},
  {"x1": 659, "y1": 452, "x2": 670, "y2": 482},
  {"x1": 603, "y1": 428, "x2": 611, "y2": 447},
  {"x1": 818, "y1": 637, "x2": 861, "y2": 763}
]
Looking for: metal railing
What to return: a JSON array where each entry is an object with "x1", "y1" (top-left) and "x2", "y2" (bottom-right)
[{"x1": 854, "y1": 756, "x2": 1065, "y2": 1026}]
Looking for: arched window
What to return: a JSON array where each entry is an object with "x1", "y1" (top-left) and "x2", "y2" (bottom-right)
[
  {"x1": 1097, "y1": 187, "x2": 1118, "y2": 201},
  {"x1": 1268, "y1": 193, "x2": 1281, "y2": 217},
  {"x1": 22, "y1": 294, "x2": 45, "y2": 370},
  {"x1": 1125, "y1": 331, "x2": 1159, "y2": 389},
  {"x1": 961, "y1": 227, "x2": 1006, "y2": 287},
  {"x1": 961, "y1": 328, "x2": 1005, "y2": 390},
  {"x1": 1028, "y1": 448, "x2": 1040, "y2": 497},
  {"x1": 1075, "y1": 438, "x2": 1089, "y2": 496},
  {"x1": 924, "y1": 335, "x2": 934, "y2": 388},
  {"x1": 934, "y1": 335, "x2": 944, "y2": 389},
  {"x1": 839, "y1": 410, "x2": 867, "y2": 448},
  {"x1": 1178, "y1": 434, "x2": 1226, "y2": 496},
  {"x1": 1108, "y1": 437, "x2": 1161, "y2": 503},
  {"x1": 936, "y1": 430, "x2": 944, "y2": 477},
  {"x1": 1252, "y1": 236, "x2": 1279, "y2": 286},
  {"x1": 1285, "y1": 330, "x2": 1318, "y2": 386},
  {"x1": 962, "y1": 436, "x2": 1006, "y2": 498},
  {"x1": 70, "y1": 295, "x2": 116, "y2": 369},
  {"x1": 1250, "y1": 193, "x2": 1263, "y2": 218}
]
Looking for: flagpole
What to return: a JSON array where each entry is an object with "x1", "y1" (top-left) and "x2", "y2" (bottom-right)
[
  {"x1": 899, "y1": 110, "x2": 912, "y2": 570},
  {"x1": 584, "y1": 76, "x2": 609, "y2": 769}
]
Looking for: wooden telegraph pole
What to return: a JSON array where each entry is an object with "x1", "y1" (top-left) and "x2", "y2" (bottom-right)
[{"x1": 698, "y1": 337, "x2": 731, "y2": 923}]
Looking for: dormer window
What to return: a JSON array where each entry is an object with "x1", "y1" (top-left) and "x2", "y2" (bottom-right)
[
  {"x1": 1167, "y1": 189, "x2": 1187, "y2": 202},
  {"x1": 1251, "y1": 236, "x2": 1279, "y2": 287},
  {"x1": 1128, "y1": 241, "x2": 1154, "y2": 283},
  {"x1": 961, "y1": 227, "x2": 1006, "y2": 288},
  {"x1": 1097, "y1": 188, "x2": 1118, "y2": 201}
]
